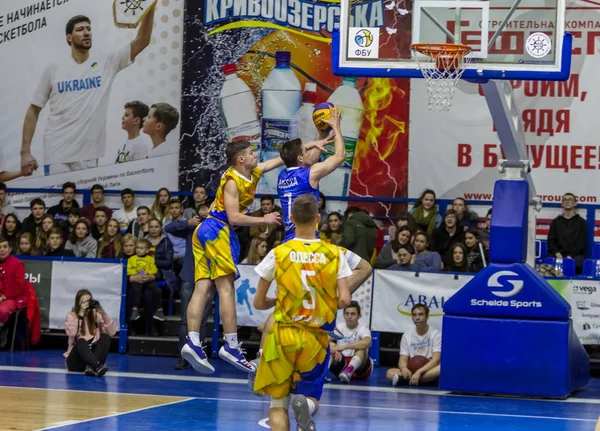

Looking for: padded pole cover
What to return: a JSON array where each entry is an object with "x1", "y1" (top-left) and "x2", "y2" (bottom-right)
[{"x1": 490, "y1": 180, "x2": 528, "y2": 264}]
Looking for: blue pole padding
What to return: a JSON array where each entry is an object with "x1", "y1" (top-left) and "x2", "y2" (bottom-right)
[
  {"x1": 369, "y1": 331, "x2": 380, "y2": 367},
  {"x1": 118, "y1": 260, "x2": 128, "y2": 354},
  {"x1": 212, "y1": 294, "x2": 220, "y2": 359}
]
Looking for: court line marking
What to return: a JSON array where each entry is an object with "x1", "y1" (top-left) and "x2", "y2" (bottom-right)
[
  {"x1": 34, "y1": 397, "x2": 195, "y2": 431},
  {"x1": 0, "y1": 384, "x2": 188, "y2": 399},
  {"x1": 2, "y1": 365, "x2": 600, "y2": 406}
]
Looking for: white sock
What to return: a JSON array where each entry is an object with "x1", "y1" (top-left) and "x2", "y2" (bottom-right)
[
  {"x1": 258, "y1": 348, "x2": 263, "y2": 357},
  {"x1": 349, "y1": 356, "x2": 362, "y2": 370},
  {"x1": 224, "y1": 333, "x2": 239, "y2": 348},
  {"x1": 189, "y1": 332, "x2": 200, "y2": 346},
  {"x1": 307, "y1": 398, "x2": 316, "y2": 415}
]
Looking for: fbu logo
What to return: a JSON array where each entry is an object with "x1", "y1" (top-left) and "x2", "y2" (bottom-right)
[{"x1": 487, "y1": 271, "x2": 524, "y2": 298}]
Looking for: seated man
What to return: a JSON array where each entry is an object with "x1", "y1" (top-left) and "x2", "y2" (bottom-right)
[
  {"x1": 0, "y1": 236, "x2": 28, "y2": 346},
  {"x1": 329, "y1": 300, "x2": 372, "y2": 384},
  {"x1": 547, "y1": 193, "x2": 587, "y2": 274},
  {"x1": 386, "y1": 303, "x2": 441, "y2": 387}
]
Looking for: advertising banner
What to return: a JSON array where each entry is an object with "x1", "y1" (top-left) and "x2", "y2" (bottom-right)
[
  {"x1": 0, "y1": 0, "x2": 182, "y2": 196},
  {"x1": 551, "y1": 278, "x2": 600, "y2": 345},
  {"x1": 179, "y1": 0, "x2": 410, "y2": 215}
]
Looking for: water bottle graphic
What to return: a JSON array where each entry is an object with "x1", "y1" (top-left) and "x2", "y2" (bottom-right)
[
  {"x1": 323, "y1": 77, "x2": 365, "y2": 198},
  {"x1": 290, "y1": 82, "x2": 319, "y2": 144},
  {"x1": 260, "y1": 51, "x2": 301, "y2": 192},
  {"x1": 220, "y1": 63, "x2": 261, "y2": 155}
]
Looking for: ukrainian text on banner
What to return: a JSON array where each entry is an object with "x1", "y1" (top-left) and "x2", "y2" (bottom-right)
[
  {"x1": 408, "y1": 7, "x2": 600, "y2": 211},
  {"x1": 0, "y1": 0, "x2": 182, "y2": 195},
  {"x1": 371, "y1": 270, "x2": 471, "y2": 334},
  {"x1": 235, "y1": 264, "x2": 372, "y2": 328},
  {"x1": 47, "y1": 260, "x2": 123, "y2": 329}
]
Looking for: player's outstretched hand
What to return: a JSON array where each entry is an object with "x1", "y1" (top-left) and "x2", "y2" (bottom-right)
[
  {"x1": 307, "y1": 135, "x2": 334, "y2": 153},
  {"x1": 323, "y1": 107, "x2": 342, "y2": 131},
  {"x1": 264, "y1": 212, "x2": 282, "y2": 225}
]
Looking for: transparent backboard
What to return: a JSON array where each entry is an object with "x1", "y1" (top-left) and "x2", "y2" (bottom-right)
[{"x1": 333, "y1": 0, "x2": 571, "y2": 80}]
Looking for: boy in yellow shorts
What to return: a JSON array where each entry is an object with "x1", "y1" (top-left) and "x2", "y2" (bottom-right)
[
  {"x1": 181, "y1": 140, "x2": 282, "y2": 374},
  {"x1": 253, "y1": 194, "x2": 352, "y2": 431}
]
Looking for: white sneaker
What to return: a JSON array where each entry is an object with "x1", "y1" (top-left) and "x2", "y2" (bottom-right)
[{"x1": 392, "y1": 373, "x2": 400, "y2": 387}]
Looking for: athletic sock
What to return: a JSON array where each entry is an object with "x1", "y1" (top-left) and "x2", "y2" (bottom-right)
[
  {"x1": 189, "y1": 332, "x2": 200, "y2": 346},
  {"x1": 349, "y1": 356, "x2": 362, "y2": 370},
  {"x1": 224, "y1": 333, "x2": 239, "y2": 349},
  {"x1": 306, "y1": 398, "x2": 316, "y2": 415}
]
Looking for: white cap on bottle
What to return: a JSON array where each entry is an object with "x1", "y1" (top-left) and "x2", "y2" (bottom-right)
[{"x1": 304, "y1": 82, "x2": 317, "y2": 92}]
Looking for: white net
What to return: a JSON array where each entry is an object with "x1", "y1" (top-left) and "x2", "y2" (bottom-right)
[{"x1": 411, "y1": 44, "x2": 472, "y2": 112}]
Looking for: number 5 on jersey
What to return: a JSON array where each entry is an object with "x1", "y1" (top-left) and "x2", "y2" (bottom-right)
[{"x1": 300, "y1": 269, "x2": 317, "y2": 310}]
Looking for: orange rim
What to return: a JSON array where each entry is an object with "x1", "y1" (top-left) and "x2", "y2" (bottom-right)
[{"x1": 411, "y1": 43, "x2": 472, "y2": 59}]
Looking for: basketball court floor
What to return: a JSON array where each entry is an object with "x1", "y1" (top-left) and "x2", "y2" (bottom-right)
[{"x1": 0, "y1": 351, "x2": 597, "y2": 430}]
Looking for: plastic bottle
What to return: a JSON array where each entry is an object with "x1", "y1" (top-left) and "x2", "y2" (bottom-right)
[
  {"x1": 323, "y1": 77, "x2": 364, "y2": 199},
  {"x1": 260, "y1": 51, "x2": 301, "y2": 192},
  {"x1": 290, "y1": 82, "x2": 319, "y2": 144},
  {"x1": 220, "y1": 63, "x2": 261, "y2": 155}
]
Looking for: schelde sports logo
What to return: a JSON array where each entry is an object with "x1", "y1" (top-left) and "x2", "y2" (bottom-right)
[
  {"x1": 470, "y1": 271, "x2": 542, "y2": 309},
  {"x1": 354, "y1": 29, "x2": 374, "y2": 48}
]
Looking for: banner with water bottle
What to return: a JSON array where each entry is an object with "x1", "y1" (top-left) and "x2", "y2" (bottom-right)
[{"x1": 178, "y1": 0, "x2": 411, "y2": 215}]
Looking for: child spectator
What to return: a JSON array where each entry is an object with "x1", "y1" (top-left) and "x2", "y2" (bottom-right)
[
  {"x1": 16, "y1": 232, "x2": 38, "y2": 256},
  {"x1": 64, "y1": 289, "x2": 116, "y2": 376},
  {"x1": 98, "y1": 220, "x2": 122, "y2": 258},
  {"x1": 65, "y1": 218, "x2": 98, "y2": 258},
  {"x1": 410, "y1": 190, "x2": 442, "y2": 234},
  {"x1": 62, "y1": 208, "x2": 81, "y2": 241},
  {"x1": 47, "y1": 182, "x2": 80, "y2": 223},
  {"x1": 320, "y1": 212, "x2": 343, "y2": 245},
  {"x1": 116, "y1": 101, "x2": 151, "y2": 163},
  {"x1": 442, "y1": 243, "x2": 470, "y2": 273},
  {"x1": 22, "y1": 198, "x2": 46, "y2": 237},
  {"x1": 388, "y1": 244, "x2": 416, "y2": 272},
  {"x1": 241, "y1": 238, "x2": 268, "y2": 264},
  {"x1": 1, "y1": 214, "x2": 21, "y2": 252},
  {"x1": 81, "y1": 184, "x2": 113, "y2": 223},
  {"x1": 35, "y1": 215, "x2": 56, "y2": 255},
  {"x1": 113, "y1": 189, "x2": 138, "y2": 233},
  {"x1": 142, "y1": 102, "x2": 180, "y2": 158},
  {"x1": 375, "y1": 227, "x2": 412, "y2": 269},
  {"x1": 127, "y1": 238, "x2": 164, "y2": 322},
  {"x1": 91, "y1": 208, "x2": 109, "y2": 241},
  {"x1": 46, "y1": 228, "x2": 76, "y2": 257},
  {"x1": 183, "y1": 186, "x2": 208, "y2": 220},
  {"x1": 412, "y1": 231, "x2": 442, "y2": 272},
  {"x1": 464, "y1": 228, "x2": 487, "y2": 272},
  {"x1": 151, "y1": 188, "x2": 171, "y2": 222}
]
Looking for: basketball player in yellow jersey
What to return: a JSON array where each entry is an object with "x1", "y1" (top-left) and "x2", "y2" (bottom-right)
[
  {"x1": 253, "y1": 194, "x2": 352, "y2": 431},
  {"x1": 181, "y1": 140, "x2": 283, "y2": 374}
]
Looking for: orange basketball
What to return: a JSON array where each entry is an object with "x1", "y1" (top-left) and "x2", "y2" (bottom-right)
[{"x1": 407, "y1": 356, "x2": 429, "y2": 373}]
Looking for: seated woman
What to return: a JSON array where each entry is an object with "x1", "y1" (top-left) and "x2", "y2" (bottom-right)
[
  {"x1": 15, "y1": 232, "x2": 38, "y2": 256},
  {"x1": 65, "y1": 218, "x2": 98, "y2": 258},
  {"x1": 442, "y1": 243, "x2": 471, "y2": 273},
  {"x1": 412, "y1": 231, "x2": 442, "y2": 272},
  {"x1": 1, "y1": 214, "x2": 21, "y2": 252},
  {"x1": 464, "y1": 228, "x2": 488, "y2": 272},
  {"x1": 241, "y1": 238, "x2": 268, "y2": 264},
  {"x1": 64, "y1": 289, "x2": 116, "y2": 376},
  {"x1": 35, "y1": 215, "x2": 56, "y2": 255},
  {"x1": 98, "y1": 219, "x2": 123, "y2": 258},
  {"x1": 375, "y1": 227, "x2": 412, "y2": 269},
  {"x1": 320, "y1": 212, "x2": 343, "y2": 245}
]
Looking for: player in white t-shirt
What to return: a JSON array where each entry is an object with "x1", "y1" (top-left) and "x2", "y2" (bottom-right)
[
  {"x1": 143, "y1": 103, "x2": 180, "y2": 158},
  {"x1": 116, "y1": 101, "x2": 151, "y2": 163},
  {"x1": 20, "y1": 6, "x2": 157, "y2": 176},
  {"x1": 386, "y1": 303, "x2": 442, "y2": 387},
  {"x1": 329, "y1": 301, "x2": 373, "y2": 384}
]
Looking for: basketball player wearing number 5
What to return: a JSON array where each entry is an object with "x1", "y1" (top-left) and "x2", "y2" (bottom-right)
[
  {"x1": 253, "y1": 194, "x2": 352, "y2": 431},
  {"x1": 20, "y1": 4, "x2": 157, "y2": 176}
]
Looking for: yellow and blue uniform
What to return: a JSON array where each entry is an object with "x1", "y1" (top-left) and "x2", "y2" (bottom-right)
[
  {"x1": 192, "y1": 166, "x2": 261, "y2": 281},
  {"x1": 253, "y1": 238, "x2": 352, "y2": 400}
]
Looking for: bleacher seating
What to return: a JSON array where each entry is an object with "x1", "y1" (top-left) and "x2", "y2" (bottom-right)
[{"x1": 544, "y1": 257, "x2": 576, "y2": 277}]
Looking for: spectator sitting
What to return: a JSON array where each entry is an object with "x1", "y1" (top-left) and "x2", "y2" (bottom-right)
[
  {"x1": 164, "y1": 205, "x2": 214, "y2": 370},
  {"x1": 375, "y1": 227, "x2": 412, "y2": 269},
  {"x1": 127, "y1": 238, "x2": 165, "y2": 322},
  {"x1": 442, "y1": 243, "x2": 470, "y2": 273},
  {"x1": 386, "y1": 304, "x2": 441, "y2": 387},
  {"x1": 22, "y1": 198, "x2": 46, "y2": 237},
  {"x1": 65, "y1": 218, "x2": 98, "y2": 258},
  {"x1": 35, "y1": 215, "x2": 56, "y2": 255},
  {"x1": 64, "y1": 289, "x2": 116, "y2": 376},
  {"x1": 0, "y1": 183, "x2": 16, "y2": 220},
  {"x1": 164, "y1": 199, "x2": 186, "y2": 274},
  {"x1": 62, "y1": 208, "x2": 81, "y2": 241},
  {"x1": 119, "y1": 234, "x2": 137, "y2": 259},
  {"x1": 452, "y1": 198, "x2": 479, "y2": 231},
  {"x1": 81, "y1": 184, "x2": 113, "y2": 223},
  {"x1": 250, "y1": 195, "x2": 282, "y2": 241},
  {"x1": 47, "y1": 182, "x2": 80, "y2": 223},
  {"x1": 112, "y1": 188, "x2": 138, "y2": 233},
  {"x1": 412, "y1": 231, "x2": 442, "y2": 272},
  {"x1": 241, "y1": 238, "x2": 268, "y2": 264},
  {"x1": 479, "y1": 208, "x2": 491, "y2": 251},
  {"x1": 329, "y1": 301, "x2": 373, "y2": 384},
  {"x1": 126, "y1": 206, "x2": 151, "y2": 238},
  {"x1": 464, "y1": 228, "x2": 487, "y2": 272},
  {"x1": 410, "y1": 189, "x2": 442, "y2": 234},
  {"x1": 431, "y1": 209, "x2": 464, "y2": 266},
  {"x1": 317, "y1": 191, "x2": 327, "y2": 229},
  {"x1": 547, "y1": 193, "x2": 587, "y2": 274},
  {"x1": 387, "y1": 212, "x2": 418, "y2": 242},
  {"x1": 1, "y1": 214, "x2": 20, "y2": 252},
  {"x1": 147, "y1": 218, "x2": 175, "y2": 300},
  {"x1": 340, "y1": 207, "x2": 377, "y2": 262},
  {"x1": 320, "y1": 212, "x2": 343, "y2": 245},
  {"x1": 91, "y1": 208, "x2": 109, "y2": 241},
  {"x1": 182, "y1": 186, "x2": 209, "y2": 220},
  {"x1": 388, "y1": 244, "x2": 417, "y2": 271},
  {"x1": 45, "y1": 228, "x2": 76, "y2": 257},
  {"x1": 16, "y1": 233, "x2": 38, "y2": 256},
  {"x1": 151, "y1": 187, "x2": 171, "y2": 223},
  {"x1": 98, "y1": 220, "x2": 122, "y2": 258},
  {"x1": 0, "y1": 237, "x2": 28, "y2": 340}
]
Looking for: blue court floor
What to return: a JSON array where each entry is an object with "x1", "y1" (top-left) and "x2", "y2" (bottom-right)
[{"x1": 0, "y1": 350, "x2": 599, "y2": 430}]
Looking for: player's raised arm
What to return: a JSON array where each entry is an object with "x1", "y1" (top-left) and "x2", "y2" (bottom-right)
[
  {"x1": 257, "y1": 155, "x2": 285, "y2": 174},
  {"x1": 309, "y1": 107, "x2": 346, "y2": 184},
  {"x1": 130, "y1": 1, "x2": 156, "y2": 60},
  {"x1": 224, "y1": 179, "x2": 281, "y2": 227}
]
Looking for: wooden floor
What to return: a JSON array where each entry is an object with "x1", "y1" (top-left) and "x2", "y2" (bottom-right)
[{"x1": 0, "y1": 386, "x2": 188, "y2": 431}]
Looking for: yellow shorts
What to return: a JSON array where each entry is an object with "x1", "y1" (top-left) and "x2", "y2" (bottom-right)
[
  {"x1": 253, "y1": 322, "x2": 330, "y2": 400},
  {"x1": 192, "y1": 217, "x2": 240, "y2": 281}
]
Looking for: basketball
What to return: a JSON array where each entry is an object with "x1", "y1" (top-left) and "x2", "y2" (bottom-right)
[
  {"x1": 407, "y1": 356, "x2": 430, "y2": 373},
  {"x1": 312, "y1": 102, "x2": 335, "y2": 131}
]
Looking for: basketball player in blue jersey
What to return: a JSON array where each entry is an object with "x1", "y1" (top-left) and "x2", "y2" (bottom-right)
[{"x1": 277, "y1": 108, "x2": 345, "y2": 243}]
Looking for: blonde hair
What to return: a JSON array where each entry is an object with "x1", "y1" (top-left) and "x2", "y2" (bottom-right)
[{"x1": 245, "y1": 238, "x2": 267, "y2": 265}]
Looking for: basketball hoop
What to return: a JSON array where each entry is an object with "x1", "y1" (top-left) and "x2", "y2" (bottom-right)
[{"x1": 411, "y1": 43, "x2": 473, "y2": 111}]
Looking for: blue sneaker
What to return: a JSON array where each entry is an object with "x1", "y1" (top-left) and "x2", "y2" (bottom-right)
[
  {"x1": 291, "y1": 394, "x2": 316, "y2": 431},
  {"x1": 218, "y1": 343, "x2": 256, "y2": 373},
  {"x1": 181, "y1": 338, "x2": 215, "y2": 374}
]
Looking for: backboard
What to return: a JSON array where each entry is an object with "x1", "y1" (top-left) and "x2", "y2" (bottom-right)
[{"x1": 333, "y1": 0, "x2": 571, "y2": 80}]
